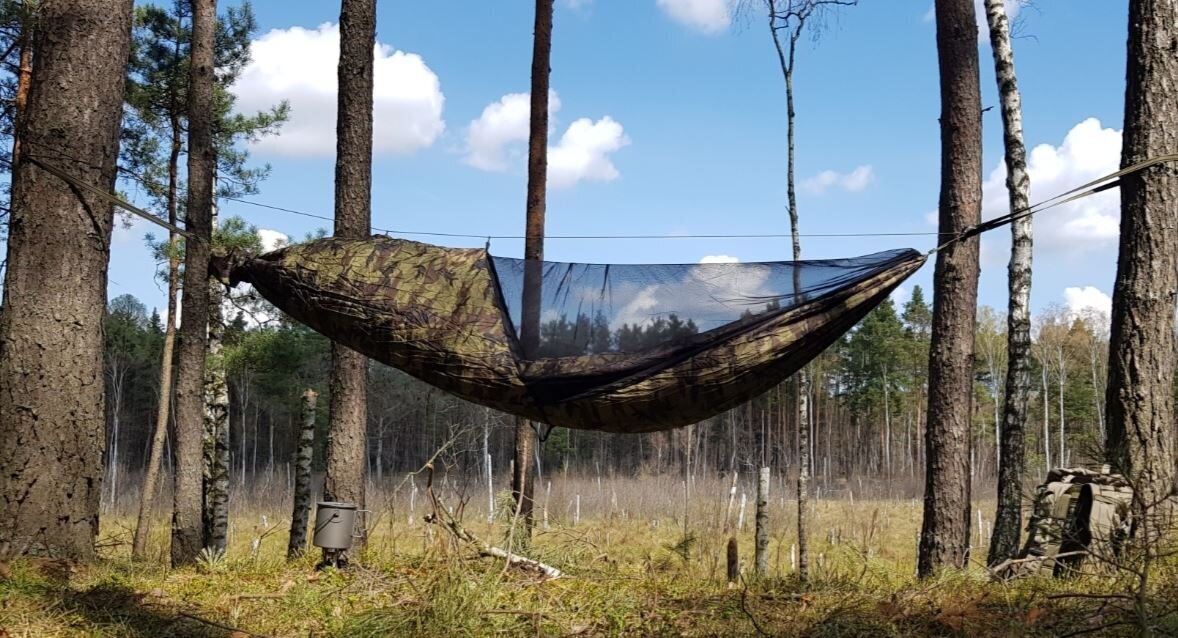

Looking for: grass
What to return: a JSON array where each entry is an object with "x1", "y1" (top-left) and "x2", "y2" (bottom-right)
[{"x1": 2, "y1": 474, "x2": 1177, "y2": 637}]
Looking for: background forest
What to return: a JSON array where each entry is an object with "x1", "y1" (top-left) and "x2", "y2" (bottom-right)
[{"x1": 95, "y1": 283, "x2": 1112, "y2": 506}]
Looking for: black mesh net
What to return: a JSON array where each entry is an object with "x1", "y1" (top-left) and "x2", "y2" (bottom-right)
[{"x1": 490, "y1": 248, "x2": 914, "y2": 359}]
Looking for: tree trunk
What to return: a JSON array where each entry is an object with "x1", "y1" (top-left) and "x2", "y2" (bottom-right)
[
  {"x1": 514, "y1": 0, "x2": 554, "y2": 541},
  {"x1": 324, "y1": 0, "x2": 375, "y2": 557},
  {"x1": 0, "y1": 0, "x2": 132, "y2": 559},
  {"x1": 133, "y1": 42, "x2": 188, "y2": 561},
  {"x1": 288, "y1": 389, "x2": 317, "y2": 560},
  {"x1": 767, "y1": 0, "x2": 812, "y2": 586},
  {"x1": 984, "y1": 0, "x2": 1033, "y2": 567},
  {"x1": 1042, "y1": 365, "x2": 1051, "y2": 471},
  {"x1": 755, "y1": 466, "x2": 769, "y2": 576},
  {"x1": 202, "y1": 200, "x2": 229, "y2": 554},
  {"x1": 131, "y1": 118, "x2": 182, "y2": 560},
  {"x1": 1058, "y1": 350, "x2": 1066, "y2": 466},
  {"x1": 918, "y1": 0, "x2": 982, "y2": 578},
  {"x1": 10, "y1": 5, "x2": 31, "y2": 172},
  {"x1": 106, "y1": 370, "x2": 124, "y2": 511},
  {"x1": 171, "y1": 0, "x2": 216, "y2": 567},
  {"x1": 1106, "y1": 0, "x2": 1178, "y2": 521}
]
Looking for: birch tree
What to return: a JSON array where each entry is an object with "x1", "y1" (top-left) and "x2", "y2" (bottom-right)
[
  {"x1": 288, "y1": 389, "x2": 317, "y2": 559},
  {"x1": 763, "y1": 0, "x2": 857, "y2": 584},
  {"x1": 983, "y1": 0, "x2": 1034, "y2": 568}
]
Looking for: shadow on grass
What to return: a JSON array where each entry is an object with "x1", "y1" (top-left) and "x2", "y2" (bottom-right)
[
  {"x1": 1, "y1": 561, "x2": 236, "y2": 638},
  {"x1": 59, "y1": 583, "x2": 232, "y2": 638}
]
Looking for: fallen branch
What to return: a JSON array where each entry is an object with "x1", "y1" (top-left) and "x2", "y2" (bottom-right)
[
  {"x1": 987, "y1": 551, "x2": 1086, "y2": 582},
  {"x1": 177, "y1": 611, "x2": 272, "y2": 638},
  {"x1": 423, "y1": 464, "x2": 563, "y2": 581}
]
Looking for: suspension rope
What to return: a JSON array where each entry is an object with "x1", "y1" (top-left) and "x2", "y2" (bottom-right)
[
  {"x1": 19, "y1": 150, "x2": 1178, "y2": 250},
  {"x1": 930, "y1": 152, "x2": 1178, "y2": 254},
  {"x1": 25, "y1": 154, "x2": 196, "y2": 240}
]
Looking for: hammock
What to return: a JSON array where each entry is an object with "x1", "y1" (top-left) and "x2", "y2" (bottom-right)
[{"x1": 216, "y1": 236, "x2": 925, "y2": 433}]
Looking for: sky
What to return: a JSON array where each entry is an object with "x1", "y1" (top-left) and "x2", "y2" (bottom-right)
[{"x1": 105, "y1": 0, "x2": 1131, "y2": 323}]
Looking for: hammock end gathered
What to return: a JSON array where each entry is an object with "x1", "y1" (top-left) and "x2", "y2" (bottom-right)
[{"x1": 209, "y1": 248, "x2": 254, "y2": 288}]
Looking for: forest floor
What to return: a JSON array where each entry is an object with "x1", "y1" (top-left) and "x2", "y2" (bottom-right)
[{"x1": 2, "y1": 476, "x2": 1177, "y2": 637}]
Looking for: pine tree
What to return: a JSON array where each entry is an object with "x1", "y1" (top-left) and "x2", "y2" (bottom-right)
[
  {"x1": 918, "y1": 0, "x2": 983, "y2": 578},
  {"x1": 171, "y1": 0, "x2": 216, "y2": 567},
  {"x1": 1106, "y1": 0, "x2": 1178, "y2": 536},
  {"x1": 127, "y1": 0, "x2": 287, "y2": 561},
  {"x1": 324, "y1": 0, "x2": 376, "y2": 561},
  {"x1": 0, "y1": 0, "x2": 134, "y2": 559},
  {"x1": 514, "y1": 0, "x2": 555, "y2": 542}
]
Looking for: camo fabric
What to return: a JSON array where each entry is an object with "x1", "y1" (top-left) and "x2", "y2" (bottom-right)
[
  {"x1": 222, "y1": 236, "x2": 925, "y2": 433},
  {"x1": 1013, "y1": 467, "x2": 1133, "y2": 578}
]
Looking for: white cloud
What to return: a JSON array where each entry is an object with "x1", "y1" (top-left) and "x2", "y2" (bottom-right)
[
  {"x1": 981, "y1": 118, "x2": 1121, "y2": 252},
  {"x1": 548, "y1": 116, "x2": 630, "y2": 189},
  {"x1": 1064, "y1": 285, "x2": 1112, "y2": 319},
  {"x1": 464, "y1": 91, "x2": 561, "y2": 171},
  {"x1": 657, "y1": 0, "x2": 734, "y2": 34},
  {"x1": 611, "y1": 262, "x2": 773, "y2": 329},
  {"x1": 464, "y1": 91, "x2": 629, "y2": 189},
  {"x1": 232, "y1": 23, "x2": 445, "y2": 157},
  {"x1": 802, "y1": 165, "x2": 875, "y2": 195},
  {"x1": 257, "y1": 228, "x2": 289, "y2": 252},
  {"x1": 700, "y1": 255, "x2": 739, "y2": 264}
]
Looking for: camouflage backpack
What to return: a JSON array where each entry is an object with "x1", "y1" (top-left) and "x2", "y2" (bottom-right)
[{"x1": 1015, "y1": 466, "x2": 1133, "y2": 578}]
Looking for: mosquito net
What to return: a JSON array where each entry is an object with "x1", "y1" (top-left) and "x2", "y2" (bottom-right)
[{"x1": 490, "y1": 248, "x2": 918, "y2": 358}]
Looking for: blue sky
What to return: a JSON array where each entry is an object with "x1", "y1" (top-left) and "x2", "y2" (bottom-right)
[{"x1": 106, "y1": 0, "x2": 1130, "y2": 322}]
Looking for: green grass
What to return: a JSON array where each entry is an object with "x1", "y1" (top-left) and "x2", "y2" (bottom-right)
[{"x1": 2, "y1": 493, "x2": 1176, "y2": 637}]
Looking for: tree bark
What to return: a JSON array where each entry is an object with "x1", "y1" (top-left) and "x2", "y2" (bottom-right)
[
  {"x1": 10, "y1": 3, "x2": 31, "y2": 173},
  {"x1": 171, "y1": 0, "x2": 215, "y2": 567},
  {"x1": 755, "y1": 466, "x2": 769, "y2": 576},
  {"x1": 514, "y1": 0, "x2": 554, "y2": 540},
  {"x1": 1105, "y1": 0, "x2": 1178, "y2": 519},
  {"x1": 324, "y1": 0, "x2": 374, "y2": 556},
  {"x1": 918, "y1": 0, "x2": 982, "y2": 578},
  {"x1": 288, "y1": 389, "x2": 317, "y2": 560},
  {"x1": 0, "y1": 0, "x2": 132, "y2": 559},
  {"x1": 202, "y1": 201, "x2": 229, "y2": 554},
  {"x1": 984, "y1": 0, "x2": 1033, "y2": 567}
]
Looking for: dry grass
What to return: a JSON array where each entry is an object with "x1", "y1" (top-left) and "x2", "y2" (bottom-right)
[{"x1": 2, "y1": 474, "x2": 1176, "y2": 637}]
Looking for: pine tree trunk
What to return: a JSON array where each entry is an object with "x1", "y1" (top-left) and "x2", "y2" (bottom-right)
[
  {"x1": 324, "y1": 0, "x2": 374, "y2": 558},
  {"x1": 1106, "y1": 0, "x2": 1178, "y2": 520},
  {"x1": 0, "y1": 0, "x2": 133, "y2": 559},
  {"x1": 984, "y1": 0, "x2": 1033, "y2": 567},
  {"x1": 288, "y1": 389, "x2": 317, "y2": 560},
  {"x1": 918, "y1": 0, "x2": 982, "y2": 578},
  {"x1": 171, "y1": 0, "x2": 216, "y2": 567},
  {"x1": 514, "y1": 0, "x2": 554, "y2": 540}
]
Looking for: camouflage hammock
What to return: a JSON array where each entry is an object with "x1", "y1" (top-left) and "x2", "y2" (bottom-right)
[{"x1": 215, "y1": 237, "x2": 925, "y2": 433}]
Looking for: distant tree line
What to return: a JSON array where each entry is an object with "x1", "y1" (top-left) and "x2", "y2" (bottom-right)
[{"x1": 95, "y1": 282, "x2": 1117, "y2": 510}]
